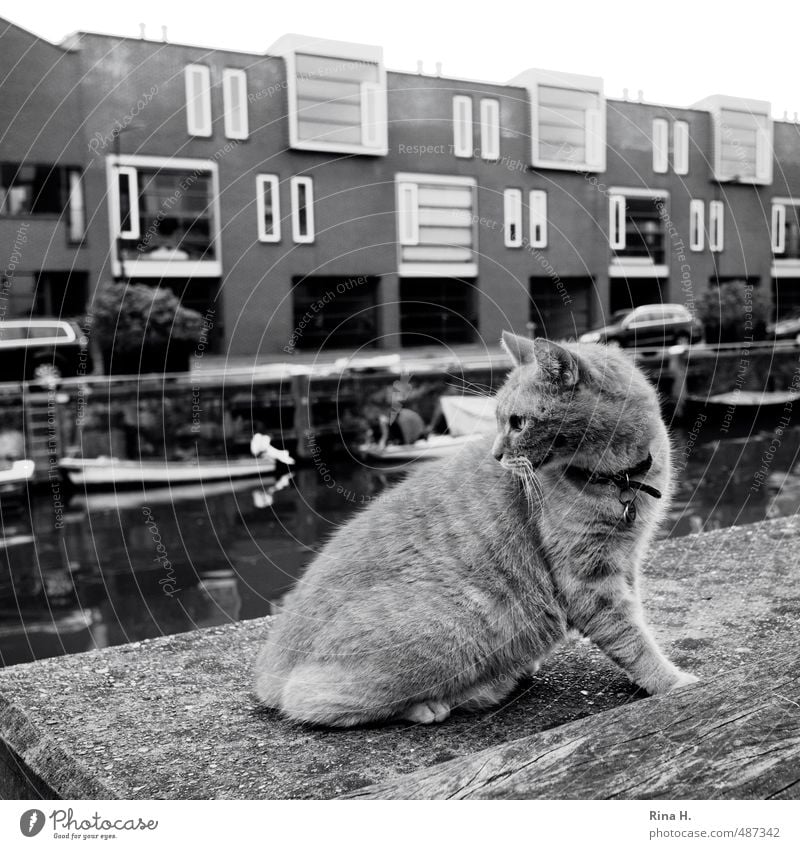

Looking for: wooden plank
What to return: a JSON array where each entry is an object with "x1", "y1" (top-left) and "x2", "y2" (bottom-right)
[{"x1": 345, "y1": 652, "x2": 800, "y2": 800}]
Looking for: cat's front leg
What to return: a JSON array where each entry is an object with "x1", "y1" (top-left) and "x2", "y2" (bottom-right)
[{"x1": 568, "y1": 583, "x2": 698, "y2": 695}]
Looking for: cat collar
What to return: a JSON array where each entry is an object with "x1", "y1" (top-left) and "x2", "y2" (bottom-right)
[{"x1": 566, "y1": 453, "x2": 662, "y2": 524}]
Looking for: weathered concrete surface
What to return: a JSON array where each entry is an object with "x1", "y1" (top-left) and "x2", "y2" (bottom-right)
[
  {"x1": 347, "y1": 649, "x2": 800, "y2": 799},
  {"x1": 1, "y1": 516, "x2": 799, "y2": 799}
]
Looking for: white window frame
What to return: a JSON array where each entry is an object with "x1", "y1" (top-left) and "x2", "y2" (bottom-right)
[
  {"x1": 394, "y1": 172, "x2": 477, "y2": 278},
  {"x1": 290, "y1": 176, "x2": 315, "y2": 244},
  {"x1": 693, "y1": 95, "x2": 773, "y2": 185},
  {"x1": 529, "y1": 190, "x2": 548, "y2": 248},
  {"x1": 709, "y1": 200, "x2": 724, "y2": 252},
  {"x1": 361, "y1": 82, "x2": 384, "y2": 149},
  {"x1": 689, "y1": 199, "x2": 705, "y2": 251},
  {"x1": 609, "y1": 194, "x2": 626, "y2": 250},
  {"x1": 607, "y1": 187, "x2": 669, "y2": 277},
  {"x1": 772, "y1": 202, "x2": 786, "y2": 254},
  {"x1": 268, "y1": 35, "x2": 388, "y2": 156},
  {"x1": 453, "y1": 95, "x2": 473, "y2": 158},
  {"x1": 185, "y1": 64, "x2": 212, "y2": 137},
  {"x1": 67, "y1": 169, "x2": 85, "y2": 243},
  {"x1": 113, "y1": 165, "x2": 140, "y2": 240},
  {"x1": 503, "y1": 188, "x2": 522, "y2": 248},
  {"x1": 673, "y1": 120, "x2": 689, "y2": 175},
  {"x1": 480, "y1": 98, "x2": 500, "y2": 161},
  {"x1": 105, "y1": 154, "x2": 222, "y2": 279},
  {"x1": 510, "y1": 68, "x2": 606, "y2": 172},
  {"x1": 397, "y1": 182, "x2": 420, "y2": 246},
  {"x1": 256, "y1": 174, "x2": 280, "y2": 243},
  {"x1": 652, "y1": 118, "x2": 669, "y2": 174},
  {"x1": 222, "y1": 68, "x2": 249, "y2": 140}
]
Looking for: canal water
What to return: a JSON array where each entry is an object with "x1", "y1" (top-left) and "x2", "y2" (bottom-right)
[{"x1": 2, "y1": 423, "x2": 799, "y2": 667}]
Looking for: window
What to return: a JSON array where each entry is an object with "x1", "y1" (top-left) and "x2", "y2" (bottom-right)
[
  {"x1": 185, "y1": 64, "x2": 212, "y2": 137},
  {"x1": 269, "y1": 35, "x2": 387, "y2": 155},
  {"x1": 67, "y1": 169, "x2": 85, "y2": 243},
  {"x1": 771, "y1": 200, "x2": 800, "y2": 259},
  {"x1": 106, "y1": 155, "x2": 221, "y2": 277},
  {"x1": 608, "y1": 189, "x2": 668, "y2": 271},
  {"x1": 694, "y1": 95, "x2": 772, "y2": 184},
  {"x1": 652, "y1": 118, "x2": 669, "y2": 174},
  {"x1": 290, "y1": 176, "x2": 314, "y2": 243},
  {"x1": 256, "y1": 175, "x2": 280, "y2": 242},
  {"x1": 503, "y1": 189, "x2": 522, "y2": 248},
  {"x1": 673, "y1": 120, "x2": 689, "y2": 175},
  {"x1": 400, "y1": 278, "x2": 477, "y2": 346},
  {"x1": 480, "y1": 99, "x2": 500, "y2": 160},
  {"x1": 453, "y1": 96, "x2": 473, "y2": 158},
  {"x1": 510, "y1": 69, "x2": 605, "y2": 171},
  {"x1": 0, "y1": 163, "x2": 76, "y2": 217},
  {"x1": 689, "y1": 200, "x2": 704, "y2": 251},
  {"x1": 115, "y1": 166, "x2": 140, "y2": 240},
  {"x1": 709, "y1": 200, "x2": 724, "y2": 252},
  {"x1": 222, "y1": 69, "x2": 249, "y2": 140},
  {"x1": 397, "y1": 182, "x2": 419, "y2": 246},
  {"x1": 292, "y1": 276, "x2": 378, "y2": 350},
  {"x1": 529, "y1": 190, "x2": 547, "y2": 248},
  {"x1": 609, "y1": 195, "x2": 626, "y2": 250},
  {"x1": 395, "y1": 173, "x2": 477, "y2": 277}
]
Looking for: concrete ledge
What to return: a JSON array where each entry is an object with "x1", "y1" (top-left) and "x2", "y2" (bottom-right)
[
  {"x1": 346, "y1": 649, "x2": 800, "y2": 799},
  {"x1": 1, "y1": 517, "x2": 799, "y2": 800}
]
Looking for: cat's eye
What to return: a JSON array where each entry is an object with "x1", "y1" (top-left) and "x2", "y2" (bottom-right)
[{"x1": 509, "y1": 414, "x2": 526, "y2": 431}]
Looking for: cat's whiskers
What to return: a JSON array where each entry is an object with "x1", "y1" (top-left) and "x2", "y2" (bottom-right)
[
  {"x1": 519, "y1": 456, "x2": 544, "y2": 510},
  {"x1": 445, "y1": 381, "x2": 492, "y2": 398},
  {"x1": 502, "y1": 455, "x2": 543, "y2": 512}
]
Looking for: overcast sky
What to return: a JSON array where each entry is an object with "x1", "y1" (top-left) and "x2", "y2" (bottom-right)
[{"x1": 6, "y1": 0, "x2": 797, "y2": 119}]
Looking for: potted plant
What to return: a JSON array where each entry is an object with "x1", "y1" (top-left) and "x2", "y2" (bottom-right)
[{"x1": 91, "y1": 281, "x2": 204, "y2": 375}]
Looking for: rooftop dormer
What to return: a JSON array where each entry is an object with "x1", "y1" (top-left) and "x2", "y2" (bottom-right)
[
  {"x1": 268, "y1": 33, "x2": 387, "y2": 156},
  {"x1": 692, "y1": 94, "x2": 772, "y2": 185},
  {"x1": 509, "y1": 67, "x2": 605, "y2": 172}
]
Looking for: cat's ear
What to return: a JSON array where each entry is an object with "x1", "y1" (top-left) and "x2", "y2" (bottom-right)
[
  {"x1": 501, "y1": 331, "x2": 538, "y2": 367},
  {"x1": 533, "y1": 338, "x2": 580, "y2": 387}
]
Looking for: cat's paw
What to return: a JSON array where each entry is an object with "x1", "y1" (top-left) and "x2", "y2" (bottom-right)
[
  {"x1": 523, "y1": 660, "x2": 541, "y2": 677},
  {"x1": 669, "y1": 671, "x2": 699, "y2": 691},
  {"x1": 402, "y1": 700, "x2": 451, "y2": 724}
]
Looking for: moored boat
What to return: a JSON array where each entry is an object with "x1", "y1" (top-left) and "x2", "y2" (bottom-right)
[
  {"x1": 358, "y1": 395, "x2": 495, "y2": 463},
  {"x1": 59, "y1": 455, "x2": 280, "y2": 487}
]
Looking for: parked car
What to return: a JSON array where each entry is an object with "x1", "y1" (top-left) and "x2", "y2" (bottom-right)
[
  {"x1": 767, "y1": 310, "x2": 800, "y2": 341},
  {"x1": 579, "y1": 304, "x2": 703, "y2": 349},
  {"x1": 0, "y1": 318, "x2": 93, "y2": 383}
]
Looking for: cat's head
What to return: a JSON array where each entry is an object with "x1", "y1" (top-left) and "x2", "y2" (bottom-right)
[{"x1": 493, "y1": 331, "x2": 661, "y2": 477}]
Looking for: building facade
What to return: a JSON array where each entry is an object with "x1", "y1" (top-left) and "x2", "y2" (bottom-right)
[{"x1": 3, "y1": 18, "x2": 800, "y2": 358}]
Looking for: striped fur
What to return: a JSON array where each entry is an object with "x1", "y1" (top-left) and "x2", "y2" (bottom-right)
[{"x1": 253, "y1": 334, "x2": 697, "y2": 726}]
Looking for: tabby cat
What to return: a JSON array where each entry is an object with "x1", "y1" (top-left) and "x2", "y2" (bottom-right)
[{"x1": 254, "y1": 333, "x2": 697, "y2": 726}]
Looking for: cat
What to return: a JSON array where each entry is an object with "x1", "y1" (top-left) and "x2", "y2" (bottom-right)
[{"x1": 253, "y1": 332, "x2": 698, "y2": 726}]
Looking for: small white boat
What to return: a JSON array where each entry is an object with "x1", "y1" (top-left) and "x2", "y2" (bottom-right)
[
  {"x1": 0, "y1": 459, "x2": 35, "y2": 491},
  {"x1": 439, "y1": 395, "x2": 496, "y2": 436},
  {"x1": 360, "y1": 432, "x2": 486, "y2": 463},
  {"x1": 59, "y1": 456, "x2": 280, "y2": 487},
  {"x1": 69, "y1": 474, "x2": 293, "y2": 510},
  {"x1": 358, "y1": 395, "x2": 496, "y2": 463}
]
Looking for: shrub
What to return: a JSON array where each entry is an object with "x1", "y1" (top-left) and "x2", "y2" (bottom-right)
[
  {"x1": 91, "y1": 281, "x2": 204, "y2": 374},
  {"x1": 696, "y1": 280, "x2": 770, "y2": 343}
]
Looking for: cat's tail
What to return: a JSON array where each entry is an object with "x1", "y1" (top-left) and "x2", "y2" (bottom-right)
[{"x1": 258, "y1": 659, "x2": 405, "y2": 727}]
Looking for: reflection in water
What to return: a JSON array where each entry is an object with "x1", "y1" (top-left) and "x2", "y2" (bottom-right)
[{"x1": 2, "y1": 426, "x2": 800, "y2": 666}]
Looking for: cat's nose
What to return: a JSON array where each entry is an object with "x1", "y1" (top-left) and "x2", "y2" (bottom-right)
[{"x1": 491, "y1": 436, "x2": 504, "y2": 461}]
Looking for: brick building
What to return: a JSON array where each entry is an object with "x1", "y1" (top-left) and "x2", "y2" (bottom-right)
[{"x1": 2, "y1": 17, "x2": 800, "y2": 357}]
